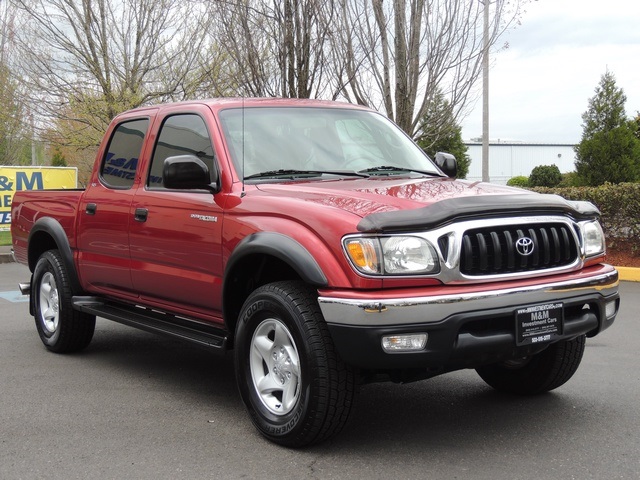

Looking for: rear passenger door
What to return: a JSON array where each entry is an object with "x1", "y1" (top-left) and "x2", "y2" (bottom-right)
[
  {"x1": 77, "y1": 116, "x2": 150, "y2": 298},
  {"x1": 129, "y1": 107, "x2": 225, "y2": 322}
]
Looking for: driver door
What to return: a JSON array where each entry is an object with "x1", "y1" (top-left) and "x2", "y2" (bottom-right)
[{"x1": 129, "y1": 108, "x2": 225, "y2": 322}]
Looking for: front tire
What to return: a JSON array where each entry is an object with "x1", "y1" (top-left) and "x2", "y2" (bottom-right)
[
  {"x1": 234, "y1": 281, "x2": 356, "y2": 447},
  {"x1": 476, "y1": 335, "x2": 586, "y2": 395},
  {"x1": 32, "y1": 250, "x2": 95, "y2": 353}
]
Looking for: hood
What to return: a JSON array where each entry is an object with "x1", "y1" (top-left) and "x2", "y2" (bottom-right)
[{"x1": 256, "y1": 176, "x2": 523, "y2": 217}]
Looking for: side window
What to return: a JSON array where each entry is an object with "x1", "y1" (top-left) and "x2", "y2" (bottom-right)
[
  {"x1": 148, "y1": 114, "x2": 215, "y2": 188},
  {"x1": 101, "y1": 118, "x2": 149, "y2": 189}
]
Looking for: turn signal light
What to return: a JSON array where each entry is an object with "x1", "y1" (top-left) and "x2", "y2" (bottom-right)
[{"x1": 345, "y1": 238, "x2": 380, "y2": 274}]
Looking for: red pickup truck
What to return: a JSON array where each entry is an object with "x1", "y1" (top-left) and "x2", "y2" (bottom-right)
[{"x1": 11, "y1": 98, "x2": 620, "y2": 447}]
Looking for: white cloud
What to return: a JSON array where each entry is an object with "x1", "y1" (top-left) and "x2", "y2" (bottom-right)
[{"x1": 462, "y1": 0, "x2": 640, "y2": 143}]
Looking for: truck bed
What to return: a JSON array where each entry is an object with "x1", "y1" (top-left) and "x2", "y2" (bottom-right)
[{"x1": 11, "y1": 189, "x2": 84, "y2": 266}]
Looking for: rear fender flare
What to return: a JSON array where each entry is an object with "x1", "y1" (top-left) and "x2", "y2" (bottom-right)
[{"x1": 28, "y1": 217, "x2": 82, "y2": 294}]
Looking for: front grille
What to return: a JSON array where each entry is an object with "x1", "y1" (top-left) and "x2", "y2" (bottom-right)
[{"x1": 460, "y1": 223, "x2": 579, "y2": 276}]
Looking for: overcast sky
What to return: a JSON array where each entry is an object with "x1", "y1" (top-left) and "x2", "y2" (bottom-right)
[{"x1": 461, "y1": 0, "x2": 640, "y2": 144}]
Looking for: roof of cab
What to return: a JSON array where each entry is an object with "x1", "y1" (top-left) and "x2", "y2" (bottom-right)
[{"x1": 117, "y1": 97, "x2": 371, "y2": 118}]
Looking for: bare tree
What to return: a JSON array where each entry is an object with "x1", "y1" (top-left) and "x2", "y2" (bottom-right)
[
  {"x1": 11, "y1": 0, "x2": 216, "y2": 149},
  {"x1": 0, "y1": 61, "x2": 30, "y2": 165},
  {"x1": 0, "y1": 0, "x2": 31, "y2": 165},
  {"x1": 8, "y1": 0, "x2": 531, "y2": 160},
  {"x1": 332, "y1": 0, "x2": 528, "y2": 138},
  {"x1": 214, "y1": 0, "x2": 336, "y2": 98}
]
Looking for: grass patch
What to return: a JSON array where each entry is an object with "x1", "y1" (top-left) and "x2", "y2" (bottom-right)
[{"x1": 0, "y1": 230, "x2": 12, "y2": 246}]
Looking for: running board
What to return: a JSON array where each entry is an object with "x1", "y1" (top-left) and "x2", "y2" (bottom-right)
[{"x1": 72, "y1": 296, "x2": 228, "y2": 352}]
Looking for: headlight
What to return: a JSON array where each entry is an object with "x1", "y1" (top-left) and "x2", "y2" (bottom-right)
[
  {"x1": 579, "y1": 220, "x2": 605, "y2": 257},
  {"x1": 344, "y1": 236, "x2": 440, "y2": 276}
]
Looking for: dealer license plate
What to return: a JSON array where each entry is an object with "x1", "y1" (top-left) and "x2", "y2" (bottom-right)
[{"x1": 515, "y1": 302, "x2": 563, "y2": 346}]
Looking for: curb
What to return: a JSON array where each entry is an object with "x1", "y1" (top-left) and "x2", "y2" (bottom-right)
[{"x1": 615, "y1": 267, "x2": 640, "y2": 283}]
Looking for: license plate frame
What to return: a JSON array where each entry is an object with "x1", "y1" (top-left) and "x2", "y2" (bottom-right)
[{"x1": 515, "y1": 302, "x2": 564, "y2": 346}]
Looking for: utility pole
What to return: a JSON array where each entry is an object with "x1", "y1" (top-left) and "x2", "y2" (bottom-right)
[{"x1": 482, "y1": 0, "x2": 490, "y2": 183}]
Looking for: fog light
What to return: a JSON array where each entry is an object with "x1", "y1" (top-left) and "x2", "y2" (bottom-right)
[
  {"x1": 382, "y1": 334, "x2": 427, "y2": 352},
  {"x1": 605, "y1": 300, "x2": 618, "y2": 319}
]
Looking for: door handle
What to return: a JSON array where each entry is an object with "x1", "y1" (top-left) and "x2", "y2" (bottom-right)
[
  {"x1": 134, "y1": 208, "x2": 148, "y2": 222},
  {"x1": 86, "y1": 203, "x2": 97, "y2": 215}
]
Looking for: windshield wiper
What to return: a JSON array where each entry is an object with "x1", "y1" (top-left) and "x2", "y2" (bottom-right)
[
  {"x1": 357, "y1": 165, "x2": 443, "y2": 177},
  {"x1": 244, "y1": 169, "x2": 369, "y2": 180}
]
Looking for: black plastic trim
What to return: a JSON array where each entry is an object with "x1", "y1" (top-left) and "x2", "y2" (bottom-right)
[
  {"x1": 73, "y1": 296, "x2": 228, "y2": 351},
  {"x1": 357, "y1": 193, "x2": 600, "y2": 233},
  {"x1": 28, "y1": 217, "x2": 82, "y2": 294},
  {"x1": 224, "y1": 232, "x2": 328, "y2": 287}
]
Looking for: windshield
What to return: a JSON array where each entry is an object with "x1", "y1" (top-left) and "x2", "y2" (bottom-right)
[{"x1": 218, "y1": 107, "x2": 440, "y2": 179}]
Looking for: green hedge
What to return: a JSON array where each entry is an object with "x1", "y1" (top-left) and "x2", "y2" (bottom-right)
[
  {"x1": 529, "y1": 183, "x2": 640, "y2": 240},
  {"x1": 507, "y1": 176, "x2": 529, "y2": 187}
]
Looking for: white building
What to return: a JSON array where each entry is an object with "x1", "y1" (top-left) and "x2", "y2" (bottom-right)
[{"x1": 465, "y1": 142, "x2": 577, "y2": 185}]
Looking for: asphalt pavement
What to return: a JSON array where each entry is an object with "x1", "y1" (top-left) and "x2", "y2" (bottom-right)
[{"x1": 1, "y1": 262, "x2": 638, "y2": 480}]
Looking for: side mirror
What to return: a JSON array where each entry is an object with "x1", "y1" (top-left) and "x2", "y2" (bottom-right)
[
  {"x1": 434, "y1": 152, "x2": 457, "y2": 178},
  {"x1": 163, "y1": 155, "x2": 218, "y2": 191}
]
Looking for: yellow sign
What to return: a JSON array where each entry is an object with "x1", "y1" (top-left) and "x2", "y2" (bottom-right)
[{"x1": 0, "y1": 167, "x2": 78, "y2": 226}]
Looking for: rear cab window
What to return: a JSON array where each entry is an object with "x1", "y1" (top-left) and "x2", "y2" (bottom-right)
[{"x1": 100, "y1": 118, "x2": 150, "y2": 189}]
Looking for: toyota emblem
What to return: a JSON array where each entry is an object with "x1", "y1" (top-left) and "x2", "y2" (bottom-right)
[{"x1": 515, "y1": 237, "x2": 534, "y2": 256}]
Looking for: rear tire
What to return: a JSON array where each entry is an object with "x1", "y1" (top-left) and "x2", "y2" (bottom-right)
[
  {"x1": 234, "y1": 281, "x2": 356, "y2": 447},
  {"x1": 476, "y1": 335, "x2": 586, "y2": 395},
  {"x1": 33, "y1": 250, "x2": 95, "y2": 353}
]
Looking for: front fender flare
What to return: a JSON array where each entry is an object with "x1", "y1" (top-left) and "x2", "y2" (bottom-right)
[{"x1": 224, "y1": 232, "x2": 328, "y2": 288}]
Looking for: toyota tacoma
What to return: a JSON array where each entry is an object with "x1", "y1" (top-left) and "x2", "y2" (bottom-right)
[{"x1": 11, "y1": 98, "x2": 620, "y2": 447}]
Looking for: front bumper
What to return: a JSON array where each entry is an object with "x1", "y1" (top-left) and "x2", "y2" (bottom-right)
[{"x1": 318, "y1": 266, "x2": 620, "y2": 371}]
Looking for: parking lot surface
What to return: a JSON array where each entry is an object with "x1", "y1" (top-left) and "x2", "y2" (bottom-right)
[{"x1": 1, "y1": 262, "x2": 638, "y2": 479}]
